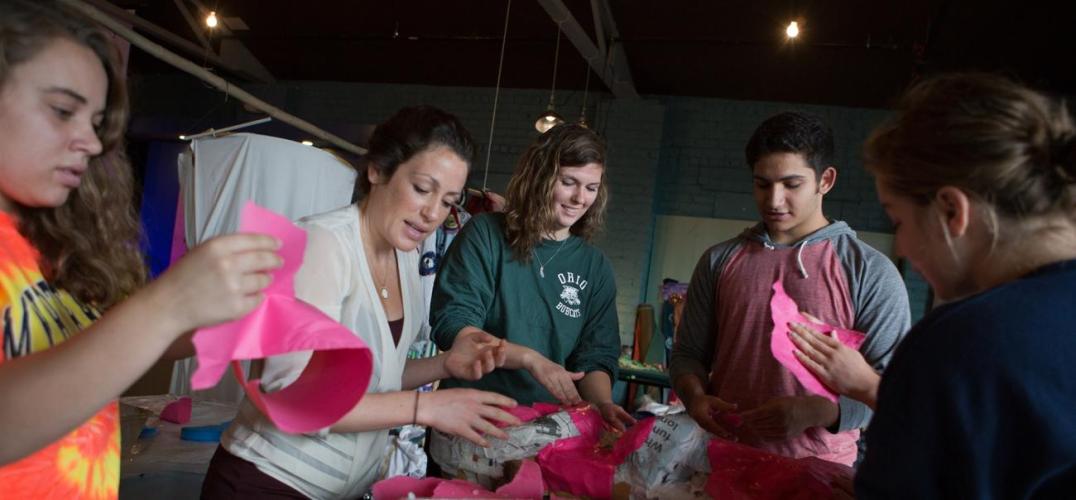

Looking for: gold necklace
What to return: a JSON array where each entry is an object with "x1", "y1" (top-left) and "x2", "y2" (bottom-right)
[
  {"x1": 371, "y1": 254, "x2": 392, "y2": 301},
  {"x1": 360, "y1": 209, "x2": 393, "y2": 301}
]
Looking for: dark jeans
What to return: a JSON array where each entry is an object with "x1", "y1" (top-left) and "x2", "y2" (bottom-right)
[{"x1": 200, "y1": 445, "x2": 307, "y2": 499}]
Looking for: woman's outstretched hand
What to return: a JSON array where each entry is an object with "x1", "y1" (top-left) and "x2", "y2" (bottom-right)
[{"x1": 418, "y1": 389, "x2": 519, "y2": 447}]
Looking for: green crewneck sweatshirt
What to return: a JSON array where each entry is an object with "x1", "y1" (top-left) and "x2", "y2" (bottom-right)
[{"x1": 430, "y1": 213, "x2": 620, "y2": 405}]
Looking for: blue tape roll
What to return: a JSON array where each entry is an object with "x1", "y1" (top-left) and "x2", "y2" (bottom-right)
[{"x1": 179, "y1": 420, "x2": 232, "y2": 443}]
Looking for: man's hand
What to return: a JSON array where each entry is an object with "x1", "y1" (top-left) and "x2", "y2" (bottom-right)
[
  {"x1": 739, "y1": 395, "x2": 838, "y2": 441},
  {"x1": 685, "y1": 394, "x2": 740, "y2": 439}
]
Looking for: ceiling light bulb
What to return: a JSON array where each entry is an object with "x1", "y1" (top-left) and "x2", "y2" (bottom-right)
[
  {"x1": 206, "y1": 11, "x2": 219, "y2": 28},
  {"x1": 786, "y1": 21, "x2": 800, "y2": 39}
]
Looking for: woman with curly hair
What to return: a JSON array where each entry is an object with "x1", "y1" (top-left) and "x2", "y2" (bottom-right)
[
  {"x1": 430, "y1": 123, "x2": 635, "y2": 431},
  {"x1": 0, "y1": 1, "x2": 280, "y2": 497}
]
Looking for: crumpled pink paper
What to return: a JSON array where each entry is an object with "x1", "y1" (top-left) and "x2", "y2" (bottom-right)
[
  {"x1": 160, "y1": 396, "x2": 192, "y2": 424},
  {"x1": 497, "y1": 402, "x2": 562, "y2": 427},
  {"x1": 706, "y1": 438, "x2": 852, "y2": 499},
  {"x1": 191, "y1": 202, "x2": 373, "y2": 433},
  {"x1": 537, "y1": 407, "x2": 655, "y2": 499},
  {"x1": 372, "y1": 459, "x2": 545, "y2": 499},
  {"x1": 769, "y1": 279, "x2": 865, "y2": 402}
]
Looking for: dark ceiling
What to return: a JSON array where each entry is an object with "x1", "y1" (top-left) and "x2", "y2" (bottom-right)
[{"x1": 109, "y1": 0, "x2": 1076, "y2": 109}]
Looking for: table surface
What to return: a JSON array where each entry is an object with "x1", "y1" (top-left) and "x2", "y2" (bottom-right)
[{"x1": 120, "y1": 395, "x2": 238, "y2": 477}]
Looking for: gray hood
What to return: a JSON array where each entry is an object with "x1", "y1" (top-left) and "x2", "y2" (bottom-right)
[{"x1": 740, "y1": 220, "x2": 857, "y2": 279}]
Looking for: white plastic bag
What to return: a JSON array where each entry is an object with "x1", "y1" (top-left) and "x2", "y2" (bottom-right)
[
  {"x1": 621, "y1": 414, "x2": 711, "y2": 497},
  {"x1": 429, "y1": 410, "x2": 580, "y2": 489}
]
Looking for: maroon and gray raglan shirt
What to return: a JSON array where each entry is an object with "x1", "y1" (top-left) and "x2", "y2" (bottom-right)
[{"x1": 670, "y1": 220, "x2": 910, "y2": 466}]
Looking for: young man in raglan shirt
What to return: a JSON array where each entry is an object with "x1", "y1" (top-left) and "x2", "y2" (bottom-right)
[{"x1": 669, "y1": 112, "x2": 910, "y2": 466}]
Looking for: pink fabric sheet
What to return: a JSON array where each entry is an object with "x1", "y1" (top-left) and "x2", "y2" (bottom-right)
[
  {"x1": 537, "y1": 407, "x2": 655, "y2": 499},
  {"x1": 769, "y1": 279, "x2": 865, "y2": 402},
  {"x1": 190, "y1": 202, "x2": 373, "y2": 433},
  {"x1": 372, "y1": 459, "x2": 545, "y2": 499},
  {"x1": 159, "y1": 396, "x2": 192, "y2": 424},
  {"x1": 707, "y1": 439, "x2": 853, "y2": 499}
]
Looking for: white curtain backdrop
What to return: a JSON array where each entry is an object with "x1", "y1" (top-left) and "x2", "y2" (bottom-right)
[{"x1": 170, "y1": 133, "x2": 358, "y2": 402}]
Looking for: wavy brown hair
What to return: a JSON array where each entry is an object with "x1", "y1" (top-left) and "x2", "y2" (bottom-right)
[
  {"x1": 504, "y1": 123, "x2": 608, "y2": 262},
  {"x1": 865, "y1": 73, "x2": 1076, "y2": 223},
  {"x1": 2, "y1": 0, "x2": 145, "y2": 308}
]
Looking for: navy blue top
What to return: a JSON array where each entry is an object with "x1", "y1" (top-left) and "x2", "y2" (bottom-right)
[{"x1": 856, "y1": 259, "x2": 1076, "y2": 499}]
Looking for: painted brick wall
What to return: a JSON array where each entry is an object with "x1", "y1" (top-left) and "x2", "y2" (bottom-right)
[
  {"x1": 649, "y1": 95, "x2": 930, "y2": 319},
  {"x1": 653, "y1": 96, "x2": 893, "y2": 231},
  {"x1": 590, "y1": 99, "x2": 666, "y2": 339}
]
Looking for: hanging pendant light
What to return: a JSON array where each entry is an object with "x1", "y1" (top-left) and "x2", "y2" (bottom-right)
[
  {"x1": 577, "y1": 58, "x2": 592, "y2": 128},
  {"x1": 535, "y1": 103, "x2": 564, "y2": 133},
  {"x1": 535, "y1": 29, "x2": 565, "y2": 133}
]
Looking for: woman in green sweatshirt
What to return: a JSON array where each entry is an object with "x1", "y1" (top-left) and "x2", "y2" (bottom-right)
[{"x1": 430, "y1": 123, "x2": 635, "y2": 431}]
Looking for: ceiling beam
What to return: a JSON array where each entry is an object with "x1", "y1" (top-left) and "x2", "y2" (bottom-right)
[
  {"x1": 171, "y1": 0, "x2": 212, "y2": 52},
  {"x1": 60, "y1": 0, "x2": 365, "y2": 155},
  {"x1": 595, "y1": 0, "x2": 636, "y2": 97},
  {"x1": 80, "y1": 0, "x2": 270, "y2": 83},
  {"x1": 186, "y1": 0, "x2": 276, "y2": 83},
  {"x1": 589, "y1": 0, "x2": 607, "y2": 57},
  {"x1": 537, "y1": 0, "x2": 638, "y2": 99}
]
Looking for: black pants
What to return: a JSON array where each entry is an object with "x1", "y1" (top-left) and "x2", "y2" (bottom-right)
[{"x1": 200, "y1": 445, "x2": 307, "y2": 499}]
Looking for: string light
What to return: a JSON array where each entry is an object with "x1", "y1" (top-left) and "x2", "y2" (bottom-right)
[
  {"x1": 206, "y1": 11, "x2": 219, "y2": 29},
  {"x1": 786, "y1": 21, "x2": 800, "y2": 39}
]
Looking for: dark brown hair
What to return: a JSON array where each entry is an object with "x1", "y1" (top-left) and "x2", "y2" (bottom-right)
[
  {"x1": 746, "y1": 111, "x2": 835, "y2": 177},
  {"x1": 354, "y1": 105, "x2": 475, "y2": 198}
]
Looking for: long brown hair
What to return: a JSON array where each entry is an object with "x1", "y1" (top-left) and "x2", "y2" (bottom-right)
[
  {"x1": 865, "y1": 73, "x2": 1076, "y2": 225},
  {"x1": 1, "y1": 0, "x2": 145, "y2": 308},
  {"x1": 503, "y1": 123, "x2": 608, "y2": 262}
]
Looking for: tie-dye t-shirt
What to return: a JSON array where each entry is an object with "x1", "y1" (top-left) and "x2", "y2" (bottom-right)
[{"x1": 0, "y1": 211, "x2": 118, "y2": 500}]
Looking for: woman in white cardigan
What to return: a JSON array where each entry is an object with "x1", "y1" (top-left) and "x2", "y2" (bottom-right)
[{"x1": 201, "y1": 106, "x2": 520, "y2": 499}]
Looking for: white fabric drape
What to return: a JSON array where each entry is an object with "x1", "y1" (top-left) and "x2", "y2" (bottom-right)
[{"x1": 170, "y1": 133, "x2": 358, "y2": 402}]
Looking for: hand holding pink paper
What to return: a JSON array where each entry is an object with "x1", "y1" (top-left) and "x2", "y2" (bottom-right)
[
  {"x1": 190, "y1": 202, "x2": 373, "y2": 434},
  {"x1": 769, "y1": 279, "x2": 865, "y2": 402}
]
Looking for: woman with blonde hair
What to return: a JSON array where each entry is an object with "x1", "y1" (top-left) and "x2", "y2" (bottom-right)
[
  {"x1": 0, "y1": 1, "x2": 281, "y2": 497},
  {"x1": 430, "y1": 123, "x2": 635, "y2": 431},
  {"x1": 790, "y1": 73, "x2": 1076, "y2": 498}
]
